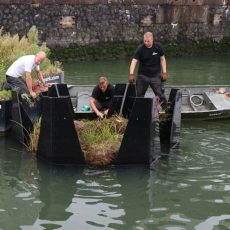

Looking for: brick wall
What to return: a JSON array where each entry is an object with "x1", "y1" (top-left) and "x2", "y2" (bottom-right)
[{"x1": 0, "y1": 0, "x2": 229, "y2": 48}]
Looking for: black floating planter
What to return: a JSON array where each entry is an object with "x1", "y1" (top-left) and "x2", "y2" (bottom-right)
[
  {"x1": 37, "y1": 84, "x2": 181, "y2": 167},
  {"x1": 160, "y1": 88, "x2": 182, "y2": 154},
  {"x1": 0, "y1": 100, "x2": 12, "y2": 133},
  {"x1": 169, "y1": 89, "x2": 182, "y2": 153},
  {"x1": 11, "y1": 91, "x2": 42, "y2": 145},
  {"x1": 114, "y1": 97, "x2": 161, "y2": 168},
  {"x1": 37, "y1": 84, "x2": 85, "y2": 164}
]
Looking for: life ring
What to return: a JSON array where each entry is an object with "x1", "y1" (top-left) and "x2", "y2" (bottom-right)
[{"x1": 190, "y1": 95, "x2": 204, "y2": 107}]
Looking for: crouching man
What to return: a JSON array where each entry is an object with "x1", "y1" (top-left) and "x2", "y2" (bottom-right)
[
  {"x1": 4, "y1": 51, "x2": 51, "y2": 98},
  {"x1": 89, "y1": 76, "x2": 115, "y2": 119}
]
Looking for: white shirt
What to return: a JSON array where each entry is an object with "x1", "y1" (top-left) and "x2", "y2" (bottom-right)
[{"x1": 6, "y1": 55, "x2": 40, "y2": 78}]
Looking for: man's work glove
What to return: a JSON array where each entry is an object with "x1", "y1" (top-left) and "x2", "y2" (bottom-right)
[
  {"x1": 128, "y1": 74, "x2": 135, "y2": 83},
  {"x1": 161, "y1": 72, "x2": 167, "y2": 81}
]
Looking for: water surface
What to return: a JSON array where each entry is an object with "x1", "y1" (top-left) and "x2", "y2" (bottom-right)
[
  {"x1": 63, "y1": 55, "x2": 230, "y2": 85},
  {"x1": 0, "y1": 56, "x2": 230, "y2": 229}
]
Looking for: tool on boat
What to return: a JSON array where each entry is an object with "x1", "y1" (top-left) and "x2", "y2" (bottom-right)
[
  {"x1": 119, "y1": 83, "x2": 129, "y2": 116},
  {"x1": 190, "y1": 94, "x2": 204, "y2": 107}
]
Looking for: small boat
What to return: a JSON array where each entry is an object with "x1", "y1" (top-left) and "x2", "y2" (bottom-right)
[
  {"x1": 68, "y1": 84, "x2": 230, "y2": 121},
  {"x1": 164, "y1": 85, "x2": 230, "y2": 120},
  {"x1": 3, "y1": 83, "x2": 229, "y2": 136}
]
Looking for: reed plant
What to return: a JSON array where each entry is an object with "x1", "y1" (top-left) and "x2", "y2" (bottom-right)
[{"x1": 27, "y1": 117, "x2": 41, "y2": 153}]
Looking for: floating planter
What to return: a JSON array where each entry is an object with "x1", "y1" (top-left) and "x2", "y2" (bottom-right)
[
  {"x1": 35, "y1": 84, "x2": 182, "y2": 168},
  {"x1": 0, "y1": 90, "x2": 12, "y2": 133},
  {"x1": 11, "y1": 91, "x2": 42, "y2": 145},
  {"x1": 9, "y1": 83, "x2": 181, "y2": 168},
  {"x1": 0, "y1": 72, "x2": 64, "y2": 136}
]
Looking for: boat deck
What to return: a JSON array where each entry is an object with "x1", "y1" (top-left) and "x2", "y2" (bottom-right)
[{"x1": 205, "y1": 92, "x2": 230, "y2": 110}]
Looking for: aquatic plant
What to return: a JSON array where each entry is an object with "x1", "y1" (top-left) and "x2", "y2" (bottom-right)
[
  {"x1": 74, "y1": 115, "x2": 128, "y2": 167},
  {"x1": 49, "y1": 43, "x2": 137, "y2": 61},
  {"x1": 21, "y1": 93, "x2": 41, "y2": 108},
  {"x1": 0, "y1": 90, "x2": 12, "y2": 100},
  {"x1": 50, "y1": 37, "x2": 230, "y2": 61},
  {"x1": 43, "y1": 61, "x2": 62, "y2": 76},
  {"x1": 27, "y1": 117, "x2": 41, "y2": 153}
]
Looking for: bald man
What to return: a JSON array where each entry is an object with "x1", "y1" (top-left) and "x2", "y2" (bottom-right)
[{"x1": 5, "y1": 51, "x2": 50, "y2": 98}]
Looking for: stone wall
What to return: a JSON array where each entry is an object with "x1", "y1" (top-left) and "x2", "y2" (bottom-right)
[{"x1": 0, "y1": 0, "x2": 229, "y2": 50}]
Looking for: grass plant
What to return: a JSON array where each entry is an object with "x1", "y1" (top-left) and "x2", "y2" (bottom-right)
[
  {"x1": 0, "y1": 90, "x2": 12, "y2": 100},
  {"x1": 75, "y1": 115, "x2": 128, "y2": 166},
  {"x1": 28, "y1": 117, "x2": 41, "y2": 153}
]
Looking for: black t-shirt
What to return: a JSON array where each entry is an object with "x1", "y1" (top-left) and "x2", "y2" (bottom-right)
[
  {"x1": 133, "y1": 42, "x2": 164, "y2": 77},
  {"x1": 91, "y1": 83, "x2": 115, "y2": 103}
]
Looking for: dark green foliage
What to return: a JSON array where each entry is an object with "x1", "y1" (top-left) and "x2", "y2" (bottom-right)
[
  {"x1": 49, "y1": 43, "x2": 137, "y2": 61},
  {"x1": 49, "y1": 38, "x2": 230, "y2": 61},
  {"x1": 164, "y1": 37, "x2": 230, "y2": 56}
]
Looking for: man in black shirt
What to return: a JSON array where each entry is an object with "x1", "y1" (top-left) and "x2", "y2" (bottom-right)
[
  {"x1": 90, "y1": 76, "x2": 115, "y2": 119},
  {"x1": 128, "y1": 32, "x2": 168, "y2": 109}
]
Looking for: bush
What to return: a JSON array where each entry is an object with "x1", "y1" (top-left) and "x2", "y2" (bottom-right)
[{"x1": 0, "y1": 90, "x2": 11, "y2": 100}]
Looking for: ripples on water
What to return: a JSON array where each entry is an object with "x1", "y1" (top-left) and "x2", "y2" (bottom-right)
[
  {"x1": 1, "y1": 56, "x2": 230, "y2": 229},
  {"x1": 63, "y1": 55, "x2": 230, "y2": 86},
  {"x1": 1, "y1": 120, "x2": 230, "y2": 230}
]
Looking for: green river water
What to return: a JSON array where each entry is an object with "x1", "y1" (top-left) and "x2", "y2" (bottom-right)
[{"x1": 0, "y1": 55, "x2": 230, "y2": 230}]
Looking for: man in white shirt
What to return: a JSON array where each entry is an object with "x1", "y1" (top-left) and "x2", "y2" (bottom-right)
[{"x1": 5, "y1": 51, "x2": 49, "y2": 98}]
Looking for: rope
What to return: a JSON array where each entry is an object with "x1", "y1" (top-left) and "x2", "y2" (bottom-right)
[{"x1": 190, "y1": 95, "x2": 204, "y2": 107}]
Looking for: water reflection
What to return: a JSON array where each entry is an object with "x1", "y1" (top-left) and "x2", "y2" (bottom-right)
[
  {"x1": 143, "y1": 121, "x2": 230, "y2": 229},
  {"x1": 69, "y1": 168, "x2": 125, "y2": 229},
  {"x1": 25, "y1": 165, "x2": 151, "y2": 230},
  {"x1": 0, "y1": 139, "x2": 41, "y2": 229},
  {"x1": 1, "y1": 120, "x2": 230, "y2": 229}
]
